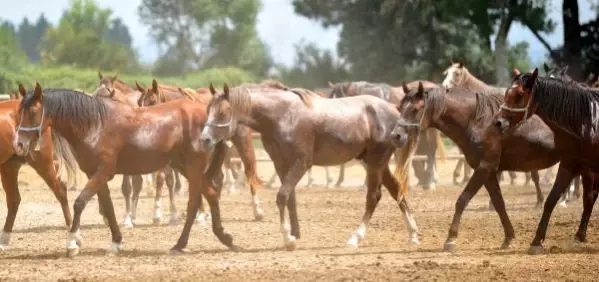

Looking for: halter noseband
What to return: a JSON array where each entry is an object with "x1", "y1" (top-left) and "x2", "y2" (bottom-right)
[
  {"x1": 499, "y1": 86, "x2": 535, "y2": 129},
  {"x1": 16, "y1": 106, "x2": 46, "y2": 151},
  {"x1": 397, "y1": 101, "x2": 428, "y2": 130}
]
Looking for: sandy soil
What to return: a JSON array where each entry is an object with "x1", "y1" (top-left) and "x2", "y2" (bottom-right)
[{"x1": 0, "y1": 155, "x2": 596, "y2": 282}]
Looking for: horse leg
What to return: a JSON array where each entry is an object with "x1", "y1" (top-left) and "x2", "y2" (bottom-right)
[
  {"x1": 360, "y1": 162, "x2": 368, "y2": 191},
  {"x1": 574, "y1": 175, "x2": 582, "y2": 199},
  {"x1": 541, "y1": 166, "x2": 554, "y2": 185},
  {"x1": 230, "y1": 129, "x2": 263, "y2": 221},
  {"x1": 574, "y1": 174, "x2": 598, "y2": 243},
  {"x1": 453, "y1": 159, "x2": 464, "y2": 186},
  {"x1": 324, "y1": 166, "x2": 333, "y2": 188},
  {"x1": 172, "y1": 171, "x2": 202, "y2": 252},
  {"x1": 423, "y1": 153, "x2": 437, "y2": 190},
  {"x1": 346, "y1": 164, "x2": 384, "y2": 248},
  {"x1": 528, "y1": 164, "x2": 577, "y2": 255},
  {"x1": 266, "y1": 171, "x2": 277, "y2": 188},
  {"x1": 232, "y1": 162, "x2": 246, "y2": 193},
  {"x1": 531, "y1": 170, "x2": 544, "y2": 208},
  {"x1": 196, "y1": 195, "x2": 210, "y2": 226},
  {"x1": 411, "y1": 158, "x2": 425, "y2": 187},
  {"x1": 444, "y1": 169, "x2": 487, "y2": 252},
  {"x1": 121, "y1": 175, "x2": 134, "y2": 228},
  {"x1": 383, "y1": 166, "x2": 419, "y2": 245},
  {"x1": 509, "y1": 171, "x2": 517, "y2": 185},
  {"x1": 67, "y1": 170, "x2": 119, "y2": 257},
  {"x1": 143, "y1": 173, "x2": 154, "y2": 197},
  {"x1": 0, "y1": 160, "x2": 22, "y2": 250},
  {"x1": 153, "y1": 170, "x2": 166, "y2": 225},
  {"x1": 174, "y1": 170, "x2": 183, "y2": 196},
  {"x1": 306, "y1": 167, "x2": 314, "y2": 188},
  {"x1": 273, "y1": 158, "x2": 308, "y2": 251},
  {"x1": 524, "y1": 172, "x2": 532, "y2": 187},
  {"x1": 130, "y1": 175, "x2": 143, "y2": 225},
  {"x1": 335, "y1": 164, "x2": 345, "y2": 188},
  {"x1": 30, "y1": 154, "x2": 72, "y2": 228},
  {"x1": 165, "y1": 167, "x2": 179, "y2": 224},
  {"x1": 462, "y1": 162, "x2": 472, "y2": 185},
  {"x1": 484, "y1": 175, "x2": 516, "y2": 249}
]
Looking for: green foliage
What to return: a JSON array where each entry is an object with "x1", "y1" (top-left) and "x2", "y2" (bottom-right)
[
  {"x1": 0, "y1": 66, "x2": 255, "y2": 94},
  {"x1": 274, "y1": 41, "x2": 349, "y2": 88},
  {"x1": 139, "y1": 0, "x2": 272, "y2": 76},
  {"x1": 17, "y1": 14, "x2": 51, "y2": 63},
  {"x1": 40, "y1": 0, "x2": 138, "y2": 71}
]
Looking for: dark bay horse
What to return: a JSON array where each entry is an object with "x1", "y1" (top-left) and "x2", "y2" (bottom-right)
[
  {"x1": 496, "y1": 69, "x2": 599, "y2": 254},
  {"x1": 328, "y1": 81, "x2": 446, "y2": 190},
  {"x1": 13, "y1": 84, "x2": 232, "y2": 256},
  {"x1": 390, "y1": 82, "x2": 557, "y2": 252},
  {"x1": 0, "y1": 90, "x2": 76, "y2": 251},
  {"x1": 442, "y1": 61, "x2": 528, "y2": 186},
  {"x1": 200, "y1": 81, "x2": 419, "y2": 251},
  {"x1": 136, "y1": 79, "x2": 264, "y2": 222}
]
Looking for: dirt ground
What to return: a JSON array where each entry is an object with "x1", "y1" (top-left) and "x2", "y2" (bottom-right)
[{"x1": 0, "y1": 152, "x2": 596, "y2": 282}]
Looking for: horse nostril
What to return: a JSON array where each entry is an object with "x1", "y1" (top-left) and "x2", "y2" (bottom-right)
[
  {"x1": 494, "y1": 120, "x2": 503, "y2": 129},
  {"x1": 202, "y1": 138, "x2": 211, "y2": 145}
]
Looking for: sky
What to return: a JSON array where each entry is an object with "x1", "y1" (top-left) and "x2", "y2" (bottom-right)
[{"x1": 0, "y1": 0, "x2": 595, "y2": 67}]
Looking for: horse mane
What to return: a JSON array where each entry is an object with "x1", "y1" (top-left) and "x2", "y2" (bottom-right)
[
  {"x1": 236, "y1": 80, "x2": 314, "y2": 108},
  {"x1": 179, "y1": 87, "x2": 199, "y2": 101},
  {"x1": 21, "y1": 88, "x2": 107, "y2": 130},
  {"x1": 518, "y1": 74, "x2": 599, "y2": 138},
  {"x1": 417, "y1": 87, "x2": 503, "y2": 123}
]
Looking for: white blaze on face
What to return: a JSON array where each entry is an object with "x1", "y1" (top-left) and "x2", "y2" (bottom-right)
[{"x1": 442, "y1": 66, "x2": 457, "y2": 88}]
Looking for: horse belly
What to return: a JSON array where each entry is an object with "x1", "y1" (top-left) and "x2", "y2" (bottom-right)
[
  {"x1": 116, "y1": 148, "x2": 172, "y2": 174},
  {"x1": 312, "y1": 138, "x2": 366, "y2": 166}
]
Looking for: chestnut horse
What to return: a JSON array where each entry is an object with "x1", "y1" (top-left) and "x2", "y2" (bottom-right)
[
  {"x1": 13, "y1": 84, "x2": 231, "y2": 257},
  {"x1": 442, "y1": 61, "x2": 529, "y2": 186},
  {"x1": 496, "y1": 69, "x2": 599, "y2": 254},
  {"x1": 328, "y1": 80, "x2": 446, "y2": 190},
  {"x1": 136, "y1": 79, "x2": 264, "y2": 222},
  {"x1": 98, "y1": 73, "x2": 181, "y2": 227},
  {"x1": 390, "y1": 82, "x2": 558, "y2": 252},
  {"x1": 0, "y1": 89, "x2": 76, "y2": 251},
  {"x1": 201, "y1": 81, "x2": 419, "y2": 251}
]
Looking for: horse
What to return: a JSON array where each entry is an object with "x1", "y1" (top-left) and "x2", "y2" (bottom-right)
[
  {"x1": 136, "y1": 79, "x2": 264, "y2": 222},
  {"x1": 442, "y1": 61, "x2": 529, "y2": 186},
  {"x1": 496, "y1": 68, "x2": 599, "y2": 255},
  {"x1": 98, "y1": 73, "x2": 182, "y2": 227},
  {"x1": 390, "y1": 82, "x2": 560, "y2": 252},
  {"x1": 0, "y1": 88, "x2": 76, "y2": 251},
  {"x1": 98, "y1": 72, "x2": 180, "y2": 198},
  {"x1": 328, "y1": 80, "x2": 446, "y2": 190},
  {"x1": 13, "y1": 84, "x2": 232, "y2": 257},
  {"x1": 200, "y1": 81, "x2": 419, "y2": 251}
]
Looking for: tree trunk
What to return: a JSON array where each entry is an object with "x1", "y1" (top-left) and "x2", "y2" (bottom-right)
[
  {"x1": 494, "y1": 1, "x2": 514, "y2": 86},
  {"x1": 563, "y1": 0, "x2": 582, "y2": 79}
]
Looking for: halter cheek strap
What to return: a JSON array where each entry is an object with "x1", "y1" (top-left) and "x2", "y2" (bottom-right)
[
  {"x1": 499, "y1": 91, "x2": 535, "y2": 128},
  {"x1": 397, "y1": 103, "x2": 428, "y2": 130},
  {"x1": 16, "y1": 107, "x2": 46, "y2": 151}
]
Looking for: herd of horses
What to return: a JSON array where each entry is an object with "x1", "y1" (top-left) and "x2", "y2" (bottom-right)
[{"x1": 0, "y1": 61, "x2": 594, "y2": 258}]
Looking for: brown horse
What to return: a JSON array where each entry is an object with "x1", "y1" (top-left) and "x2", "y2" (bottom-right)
[
  {"x1": 98, "y1": 73, "x2": 181, "y2": 227},
  {"x1": 442, "y1": 61, "x2": 528, "y2": 186},
  {"x1": 13, "y1": 84, "x2": 231, "y2": 256},
  {"x1": 0, "y1": 90, "x2": 76, "y2": 251},
  {"x1": 201, "y1": 81, "x2": 419, "y2": 251},
  {"x1": 496, "y1": 69, "x2": 599, "y2": 254},
  {"x1": 136, "y1": 79, "x2": 264, "y2": 222},
  {"x1": 329, "y1": 80, "x2": 446, "y2": 190},
  {"x1": 390, "y1": 82, "x2": 558, "y2": 252}
]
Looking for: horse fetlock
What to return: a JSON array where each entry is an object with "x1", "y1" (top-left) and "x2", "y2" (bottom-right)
[
  {"x1": 196, "y1": 211, "x2": 210, "y2": 226},
  {"x1": 168, "y1": 212, "x2": 179, "y2": 225},
  {"x1": 0, "y1": 232, "x2": 12, "y2": 247},
  {"x1": 106, "y1": 242, "x2": 121, "y2": 255},
  {"x1": 443, "y1": 240, "x2": 457, "y2": 252},
  {"x1": 284, "y1": 235, "x2": 297, "y2": 251},
  {"x1": 122, "y1": 215, "x2": 134, "y2": 228}
]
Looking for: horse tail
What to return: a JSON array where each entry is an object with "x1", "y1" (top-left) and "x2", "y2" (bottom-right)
[
  {"x1": 433, "y1": 129, "x2": 447, "y2": 162},
  {"x1": 242, "y1": 128, "x2": 263, "y2": 189},
  {"x1": 51, "y1": 132, "x2": 79, "y2": 189},
  {"x1": 392, "y1": 135, "x2": 419, "y2": 200}
]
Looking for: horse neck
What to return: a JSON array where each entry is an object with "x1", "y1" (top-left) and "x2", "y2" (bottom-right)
[
  {"x1": 428, "y1": 95, "x2": 478, "y2": 151},
  {"x1": 462, "y1": 71, "x2": 491, "y2": 92},
  {"x1": 115, "y1": 82, "x2": 134, "y2": 94},
  {"x1": 235, "y1": 91, "x2": 280, "y2": 133}
]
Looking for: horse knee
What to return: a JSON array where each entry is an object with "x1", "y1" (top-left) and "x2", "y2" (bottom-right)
[
  {"x1": 276, "y1": 191, "x2": 289, "y2": 207},
  {"x1": 73, "y1": 197, "x2": 88, "y2": 214}
]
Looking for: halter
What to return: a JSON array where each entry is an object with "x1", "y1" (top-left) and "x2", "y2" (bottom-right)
[
  {"x1": 396, "y1": 102, "x2": 428, "y2": 130},
  {"x1": 16, "y1": 106, "x2": 45, "y2": 151},
  {"x1": 499, "y1": 87, "x2": 535, "y2": 129},
  {"x1": 445, "y1": 67, "x2": 466, "y2": 88}
]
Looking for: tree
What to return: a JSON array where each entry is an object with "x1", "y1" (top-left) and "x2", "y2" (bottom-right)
[
  {"x1": 0, "y1": 20, "x2": 30, "y2": 92},
  {"x1": 40, "y1": 0, "x2": 138, "y2": 71},
  {"x1": 275, "y1": 41, "x2": 349, "y2": 88},
  {"x1": 139, "y1": 0, "x2": 272, "y2": 76},
  {"x1": 16, "y1": 14, "x2": 51, "y2": 63}
]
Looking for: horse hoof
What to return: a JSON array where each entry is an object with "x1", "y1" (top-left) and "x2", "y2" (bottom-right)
[
  {"x1": 168, "y1": 216, "x2": 179, "y2": 225},
  {"x1": 574, "y1": 233, "x2": 587, "y2": 243},
  {"x1": 423, "y1": 184, "x2": 436, "y2": 191},
  {"x1": 408, "y1": 237, "x2": 420, "y2": 246},
  {"x1": 254, "y1": 212, "x2": 264, "y2": 221},
  {"x1": 285, "y1": 241, "x2": 297, "y2": 251},
  {"x1": 500, "y1": 241, "x2": 512, "y2": 250},
  {"x1": 0, "y1": 245, "x2": 6, "y2": 251},
  {"x1": 66, "y1": 247, "x2": 80, "y2": 257},
  {"x1": 170, "y1": 247, "x2": 189, "y2": 255},
  {"x1": 152, "y1": 217, "x2": 161, "y2": 225},
  {"x1": 443, "y1": 241, "x2": 457, "y2": 252},
  {"x1": 122, "y1": 217, "x2": 134, "y2": 228},
  {"x1": 346, "y1": 237, "x2": 360, "y2": 248},
  {"x1": 558, "y1": 201, "x2": 567, "y2": 208},
  {"x1": 106, "y1": 243, "x2": 121, "y2": 255},
  {"x1": 528, "y1": 245, "x2": 545, "y2": 255}
]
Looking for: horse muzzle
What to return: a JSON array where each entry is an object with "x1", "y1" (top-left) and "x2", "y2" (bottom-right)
[
  {"x1": 390, "y1": 131, "x2": 408, "y2": 148},
  {"x1": 494, "y1": 117, "x2": 510, "y2": 134}
]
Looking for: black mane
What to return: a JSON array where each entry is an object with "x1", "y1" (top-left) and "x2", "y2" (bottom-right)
[{"x1": 21, "y1": 88, "x2": 108, "y2": 130}]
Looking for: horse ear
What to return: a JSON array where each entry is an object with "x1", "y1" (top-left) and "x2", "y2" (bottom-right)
[
  {"x1": 109, "y1": 88, "x2": 116, "y2": 98},
  {"x1": 111, "y1": 73, "x2": 118, "y2": 83},
  {"x1": 34, "y1": 82, "x2": 43, "y2": 100},
  {"x1": 152, "y1": 79, "x2": 159, "y2": 93},
  {"x1": 209, "y1": 83, "x2": 217, "y2": 95},
  {"x1": 525, "y1": 68, "x2": 539, "y2": 90},
  {"x1": 415, "y1": 82, "x2": 424, "y2": 99},
  {"x1": 560, "y1": 65, "x2": 568, "y2": 75},
  {"x1": 135, "y1": 81, "x2": 145, "y2": 92},
  {"x1": 98, "y1": 71, "x2": 103, "y2": 80},
  {"x1": 223, "y1": 83, "x2": 230, "y2": 98},
  {"x1": 543, "y1": 63, "x2": 550, "y2": 74},
  {"x1": 457, "y1": 61, "x2": 464, "y2": 68},
  {"x1": 18, "y1": 83, "x2": 27, "y2": 97},
  {"x1": 513, "y1": 68, "x2": 520, "y2": 77},
  {"x1": 402, "y1": 82, "x2": 409, "y2": 94}
]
